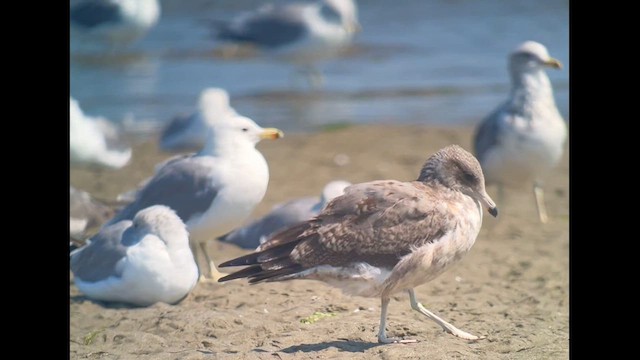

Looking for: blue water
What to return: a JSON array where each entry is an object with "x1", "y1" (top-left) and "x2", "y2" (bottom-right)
[{"x1": 70, "y1": 0, "x2": 569, "y2": 135}]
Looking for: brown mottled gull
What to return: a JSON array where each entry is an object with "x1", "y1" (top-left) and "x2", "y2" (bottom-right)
[{"x1": 218, "y1": 145, "x2": 498, "y2": 344}]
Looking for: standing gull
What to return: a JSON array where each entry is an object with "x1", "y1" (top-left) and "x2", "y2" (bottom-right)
[
  {"x1": 219, "y1": 145, "x2": 498, "y2": 343},
  {"x1": 70, "y1": 97, "x2": 132, "y2": 169},
  {"x1": 473, "y1": 41, "x2": 567, "y2": 223},
  {"x1": 71, "y1": 205, "x2": 198, "y2": 306},
  {"x1": 219, "y1": 180, "x2": 351, "y2": 249},
  {"x1": 106, "y1": 112, "x2": 283, "y2": 282},
  {"x1": 70, "y1": 0, "x2": 161, "y2": 50},
  {"x1": 159, "y1": 88, "x2": 237, "y2": 152},
  {"x1": 211, "y1": 0, "x2": 360, "y2": 86}
]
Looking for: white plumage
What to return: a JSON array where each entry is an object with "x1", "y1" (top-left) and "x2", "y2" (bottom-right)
[
  {"x1": 70, "y1": 97, "x2": 132, "y2": 169},
  {"x1": 474, "y1": 41, "x2": 567, "y2": 223},
  {"x1": 71, "y1": 205, "x2": 198, "y2": 306},
  {"x1": 105, "y1": 107, "x2": 283, "y2": 282}
]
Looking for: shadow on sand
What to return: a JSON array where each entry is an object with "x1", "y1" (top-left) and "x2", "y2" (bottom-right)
[{"x1": 279, "y1": 339, "x2": 385, "y2": 353}]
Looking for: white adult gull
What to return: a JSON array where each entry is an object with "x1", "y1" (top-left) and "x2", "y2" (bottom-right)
[
  {"x1": 71, "y1": 205, "x2": 198, "y2": 306},
  {"x1": 473, "y1": 41, "x2": 567, "y2": 223},
  {"x1": 70, "y1": 97, "x2": 132, "y2": 169},
  {"x1": 106, "y1": 113, "x2": 284, "y2": 282},
  {"x1": 159, "y1": 88, "x2": 237, "y2": 152},
  {"x1": 219, "y1": 145, "x2": 498, "y2": 344},
  {"x1": 211, "y1": 0, "x2": 360, "y2": 85},
  {"x1": 70, "y1": 0, "x2": 161, "y2": 49},
  {"x1": 219, "y1": 180, "x2": 351, "y2": 249}
]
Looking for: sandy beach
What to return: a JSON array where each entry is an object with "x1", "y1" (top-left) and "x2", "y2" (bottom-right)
[{"x1": 70, "y1": 125, "x2": 569, "y2": 359}]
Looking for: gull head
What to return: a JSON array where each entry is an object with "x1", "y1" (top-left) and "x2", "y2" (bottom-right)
[
  {"x1": 127, "y1": 205, "x2": 190, "y2": 246},
  {"x1": 509, "y1": 41, "x2": 562, "y2": 74},
  {"x1": 209, "y1": 115, "x2": 284, "y2": 148},
  {"x1": 419, "y1": 145, "x2": 498, "y2": 218}
]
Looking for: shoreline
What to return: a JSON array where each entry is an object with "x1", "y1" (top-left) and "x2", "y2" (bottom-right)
[{"x1": 70, "y1": 124, "x2": 569, "y2": 359}]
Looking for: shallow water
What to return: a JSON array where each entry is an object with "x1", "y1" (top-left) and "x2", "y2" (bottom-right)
[{"x1": 70, "y1": 0, "x2": 569, "y2": 135}]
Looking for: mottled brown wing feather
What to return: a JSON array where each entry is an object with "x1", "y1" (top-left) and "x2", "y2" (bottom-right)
[
  {"x1": 218, "y1": 222, "x2": 311, "y2": 267},
  {"x1": 218, "y1": 180, "x2": 458, "y2": 283},
  {"x1": 289, "y1": 180, "x2": 455, "y2": 267}
]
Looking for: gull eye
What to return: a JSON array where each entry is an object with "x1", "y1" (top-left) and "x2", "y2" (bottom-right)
[
  {"x1": 463, "y1": 171, "x2": 476, "y2": 183},
  {"x1": 241, "y1": 128, "x2": 249, "y2": 132}
]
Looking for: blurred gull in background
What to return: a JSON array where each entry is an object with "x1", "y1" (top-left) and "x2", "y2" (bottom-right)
[
  {"x1": 104, "y1": 111, "x2": 284, "y2": 282},
  {"x1": 71, "y1": 205, "x2": 199, "y2": 306},
  {"x1": 70, "y1": 0, "x2": 161, "y2": 50},
  {"x1": 473, "y1": 41, "x2": 567, "y2": 223},
  {"x1": 70, "y1": 186, "x2": 118, "y2": 249},
  {"x1": 70, "y1": 97, "x2": 132, "y2": 169},
  {"x1": 159, "y1": 88, "x2": 237, "y2": 152},
  {"x1": 220, "y1": 180, "x2": 352, "y2": 249},
  {"x1": 210, "y1": 0, "x2": 360, "y2": 86}
]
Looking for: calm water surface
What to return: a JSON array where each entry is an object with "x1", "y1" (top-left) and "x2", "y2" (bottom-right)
[{"x1": 70, "y1": 0, "x2": 569, "y2": 135}]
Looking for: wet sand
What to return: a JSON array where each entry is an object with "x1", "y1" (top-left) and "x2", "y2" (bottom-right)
[{"x1": 70, "y1": 125, "x2": 569, "y2": 359}]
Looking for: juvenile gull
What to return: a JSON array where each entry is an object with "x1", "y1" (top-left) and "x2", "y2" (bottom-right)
[
  {"x1": 473, "y1": 41, "x2": 567, "y2": 223},
  {"x1": 71, "y1": 205, "x2": 198, "y2": 306},
  {"x1": 106, "y1": 112, "x2": 283, "y2": 282},
  {"x1": 219, "y1": 180, "x2": 351, "y2": 249},
  {"x1": 211, "y1": 0, "x2": 360, "y2": 85},
  {"x1": 70, "y1": 0, "x2": 161, "y2": 49},
  {"x1": 70, "y1": 97, "x2": 132, "y2": 169},
  {"x1": 159, "y1": 88, "x2": 237, "y2": 152},
  {"x1": 219, "y1": 145, "x2": 498, "y2": 344}
]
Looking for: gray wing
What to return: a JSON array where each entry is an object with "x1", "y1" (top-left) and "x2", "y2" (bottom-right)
[
  {"x1": 473, "y1": 101, "x2": 509, "y2": 162},
  {"x1": 107, "y1": 156, "x2": 218, "y2": 225},
  {"x1": 70, "y1": 0, "x2": 122, "y2": 29},
  {"x1": 220, "y1": 197, "x2": 319, "y2": 249},
  {"x1": 219, "y1": 180, "x2": 458, "y2": 283},
  {"x1": 71, "y1": 220, "x2": 132, "y2": 282},
  {"x1": 115, "y1": 153, "x2": 194, "y2": 203},
  {"x1": 215, "y1": 5, "x2": 309, "y2": 49}
]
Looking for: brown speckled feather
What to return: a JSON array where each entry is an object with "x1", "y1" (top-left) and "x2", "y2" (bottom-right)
[
  {"x1": 219, "y1": 179, "x2": 461, "y2": 282},
  {"x1": 289, "y1": 180, "x2": 458, "y2": 267}
]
